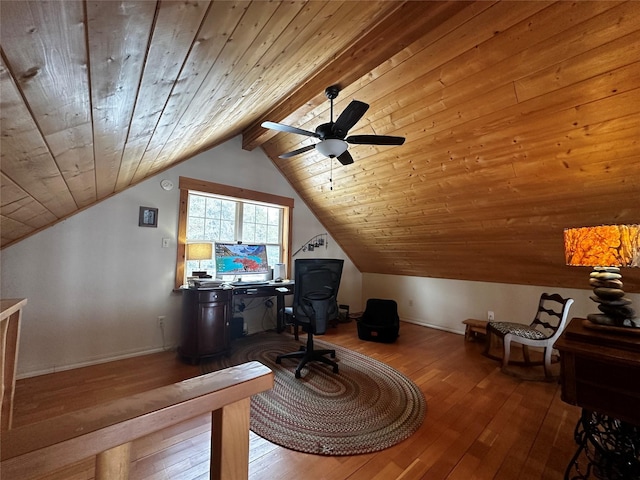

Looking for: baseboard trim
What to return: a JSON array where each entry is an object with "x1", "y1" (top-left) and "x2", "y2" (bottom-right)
[
  {"x1": 17, "y1": 345, "x2": 177, "y2": 380},
  {"x1": 400, "y1": 317, "x2": 465, "y2": 336}
]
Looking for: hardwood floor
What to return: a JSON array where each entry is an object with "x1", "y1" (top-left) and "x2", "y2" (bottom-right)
[{"x1": 11, "y1": 321, "x2": 581, "y2": 480}]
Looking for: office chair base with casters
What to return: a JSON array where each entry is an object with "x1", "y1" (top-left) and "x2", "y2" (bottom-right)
[{"x1": 276, "y1": 331, "x2": 338, "y2": 378}]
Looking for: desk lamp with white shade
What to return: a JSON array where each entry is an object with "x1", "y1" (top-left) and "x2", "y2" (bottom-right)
[{"x1": 186, "y1": 242, "x2": 213, "y2": 278}]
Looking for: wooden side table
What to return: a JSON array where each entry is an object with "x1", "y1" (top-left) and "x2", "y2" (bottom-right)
[
  {"x1": 462, "y1": 318, "x2": 489, "y2": 341},
  {"x1": 555, "y1": 317, "x2": 640, "y2": 479},
  {"x1": 1, "y1": 298, "x2": 27, "y2": 430}
]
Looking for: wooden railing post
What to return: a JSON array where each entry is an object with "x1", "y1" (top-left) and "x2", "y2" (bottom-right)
[
  {"x1": 210, "y1": 398, "x2": 251, "y2": 480},
  {"x1": 95, "y1": 442, "x2": 131, "y2": 480}
]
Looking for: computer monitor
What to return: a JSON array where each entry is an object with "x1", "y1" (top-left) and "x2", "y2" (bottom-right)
[{"x1": 214, "y1": 243, "x2": 270, "y2": 280}]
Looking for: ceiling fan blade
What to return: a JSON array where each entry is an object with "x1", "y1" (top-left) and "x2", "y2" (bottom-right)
[
  {"x1": 346, "y1": 134, "x2": 406, "y2": 146},
  {"x1": 278, "y1": 144, "x2": 316, "y2": 159},
  {"x1": 262, "y1": 121, "x2": 319, "y2": 138},
  {"x1": 337, "y1": 150, "x2": 354, "y2": 166},
  {"x1": 332, "y1": 100, "x2": 369, "y2": 138}
]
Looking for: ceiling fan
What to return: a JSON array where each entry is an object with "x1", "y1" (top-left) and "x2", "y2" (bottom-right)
[{"x1": 261, "y1": 85, "x2": 405, "y2": 165}]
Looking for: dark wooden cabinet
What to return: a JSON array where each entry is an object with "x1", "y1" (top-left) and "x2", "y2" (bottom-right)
[
  {"x1": 555, "y1": 318, "x2": 640, "y2": 478},
  {"x1": 179, "y1": 288, "x2": 231, "y2": 363},
  {"x1": 556, "y1": 318, "x2": 640, "y2": 426}
]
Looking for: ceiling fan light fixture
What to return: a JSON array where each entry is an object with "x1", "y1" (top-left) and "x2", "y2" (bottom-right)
[
  {"x1": 316, "y1": 139, "x2": 348, "y2": 158},
  {"x1": 262, "y1": 86, "x2": 404, "y2": 162}
]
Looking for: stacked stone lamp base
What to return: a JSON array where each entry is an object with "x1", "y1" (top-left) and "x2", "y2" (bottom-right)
[{"x1": 587, "y1": 267, "x2": 639, "y2": 328}]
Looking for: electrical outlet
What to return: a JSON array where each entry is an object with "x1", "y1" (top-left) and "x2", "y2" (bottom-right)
[
  {"x1": 158, "y1": 315, "x2": 166, "y2": 328},
  {"x1": 408, "y1": 299, "x2": 414, "y2": 307},
  {"x1": 487, "y1": 311, "x2": 495, "y2": 321}
]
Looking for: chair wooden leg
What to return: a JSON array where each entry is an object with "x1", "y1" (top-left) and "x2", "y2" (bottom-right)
[
  {"x1": 502, "y1": 336, "x2": 512, "y2": 369},
  {"x1": 543, "y1": 347, "x2": 553, "y2": 378}
]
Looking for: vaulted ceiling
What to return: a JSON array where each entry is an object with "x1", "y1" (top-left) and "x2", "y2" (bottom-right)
[{"x1": 1, "y1": 1, "x2": 639, "y2": 291}]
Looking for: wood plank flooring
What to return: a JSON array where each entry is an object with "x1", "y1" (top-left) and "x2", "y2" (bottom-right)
[{"x1": 10, "y1": 321, "x2": 581, "y2": 479}]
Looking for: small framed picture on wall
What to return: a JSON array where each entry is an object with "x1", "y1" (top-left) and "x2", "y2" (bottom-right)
[{"x1": 139, "y1": 207, "x2": 158, "y2": 227}]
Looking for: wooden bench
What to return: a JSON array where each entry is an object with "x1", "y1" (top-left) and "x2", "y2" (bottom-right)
[
  {"x1": 462, "y1": 318, "x2": 490, "y2": 341},
  {"x1": 1, "y1": 361, "x2": 273, "y2": 480}
]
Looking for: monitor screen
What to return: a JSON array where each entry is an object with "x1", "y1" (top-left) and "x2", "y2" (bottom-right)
[{"x1": 214, "y1": 243, "x2": 270, "y2": 276}]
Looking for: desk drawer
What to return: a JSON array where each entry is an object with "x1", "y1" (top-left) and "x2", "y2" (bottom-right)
[{"x1": 198, "y1": 290, "x2": 229, "y2": 303}]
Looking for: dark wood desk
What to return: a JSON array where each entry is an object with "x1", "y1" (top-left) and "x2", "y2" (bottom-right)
[
  {"x1": 555, "y1": 318, "x2": 640, "y2": 479},
  {"x1": 179, "y1": 283, "x2": 294, "y2": 363}
]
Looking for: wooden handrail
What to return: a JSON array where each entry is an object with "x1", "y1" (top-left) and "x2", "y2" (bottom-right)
[
  {"x1": 1, "y1": 298, "x2": 27, "y2": 431},
  {"x1": 1, "y1": 361, "x2": 273, "y2": 480}
]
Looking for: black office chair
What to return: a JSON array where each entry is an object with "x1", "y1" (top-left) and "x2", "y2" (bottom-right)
[{"x1": 276, "y1": 258, "x2": 344, "y2": 378}]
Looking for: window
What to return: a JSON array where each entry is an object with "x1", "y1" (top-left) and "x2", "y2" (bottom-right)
[{"x1": 175, "y1": 177, "x2": 293, "y2": 288}]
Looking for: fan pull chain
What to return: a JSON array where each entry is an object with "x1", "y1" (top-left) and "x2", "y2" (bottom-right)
[{"x1": 330, "y1": 159, "x2": 333, "y2": 190}]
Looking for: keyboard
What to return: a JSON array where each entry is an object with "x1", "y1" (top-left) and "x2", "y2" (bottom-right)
[{"x1": 231, "y1": 281, "x2": 269, "y2": 287}]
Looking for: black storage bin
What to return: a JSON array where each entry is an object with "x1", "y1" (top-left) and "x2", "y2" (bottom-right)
[{"x1": 357, "y1": 298, "x2": 399, "y2": 343}]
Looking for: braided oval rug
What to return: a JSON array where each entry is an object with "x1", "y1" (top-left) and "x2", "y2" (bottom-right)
[{"x1": 201, "y1": 331, "x2": 426, "y2": 456}]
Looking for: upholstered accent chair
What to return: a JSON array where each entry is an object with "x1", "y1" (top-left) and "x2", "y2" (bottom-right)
[{"x1": 486, "y1": 293, "x2": 574, "y2": 378}]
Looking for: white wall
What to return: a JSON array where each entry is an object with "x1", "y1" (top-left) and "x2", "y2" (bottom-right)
[
  {"x1": 363, "y1": 273, "x2": 640, "y2": 334},
  {"x1": 4, "y1": 135, "x2": 637, "y2": 378},
  {"x1": 0, "y1": 136, "x2": 361, "y2": 378}
]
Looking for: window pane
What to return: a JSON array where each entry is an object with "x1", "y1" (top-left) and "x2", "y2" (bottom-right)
[
  {"x1": 267, "y1": 207, "x2": 279, "y2": 225},
  {"x1": 255, "y1": 205, "x2": 268, "y2": 224},
  {"x1": 266, "y1": 245, "x2": 280, "y2": 266},
  {"x1": 254, "y1": 224, "x2": 267, "y2": 242},
  {"x1": 186, "y1": 260, "x2": 200, "y2": 275},
  {"x1": 204, "y1": 218, "x2": 219, "y2": 240},
  {"x1": 187, "y1": 217, "x2": 205, "y2": 239},
  {"x1": 267, "y1": 224, "x2": 279, "y2": 243},
  {"x1": 187, "y1": 195, "x2": 237, "y2": 244},
  {"x1": 242, "y1": 222, "x2": 256, "y2": 242},
  {"x1": 220, "y1": 220, "x2": 235, "y2": 241},
  {"x1": 221, "y1": 200, "x2": 235, "y2": 221},
  {"x1": 244, "y1": 204, "x2": 255, "y2": 223},
  {"x1": 205, "y1": 197, "x2": 221, "y2": 217},
  {"x1": 189, "y1": 195, "x2": 206, "y2": 217}
]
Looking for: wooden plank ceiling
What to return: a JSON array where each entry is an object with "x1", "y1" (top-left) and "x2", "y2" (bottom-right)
[{"x1": 1, "y1": 1, "x2": 639, "y2": 291}]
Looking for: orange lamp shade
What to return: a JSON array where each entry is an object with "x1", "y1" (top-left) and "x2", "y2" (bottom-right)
[{"x1": 564, "y1": 225, "x2": 640, "y2": 268}]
